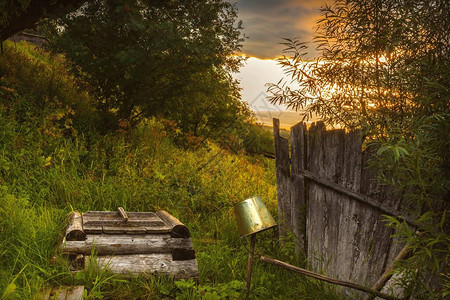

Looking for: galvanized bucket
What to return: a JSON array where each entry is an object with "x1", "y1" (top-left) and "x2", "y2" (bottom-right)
[{"x1": 234, "y1": 196, "x2": 277, "y2": 238}]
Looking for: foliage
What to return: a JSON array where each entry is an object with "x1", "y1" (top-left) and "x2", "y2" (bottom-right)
[
  {"x1": 0, "y1": 0, "x2": 86, "y2": 41},
  {"x1": 0, "y1": 40, "x2": 344, "y2": 299},
  {"x1": 43, "y1": 0, "x2": 246, "y2": 133},
  {"x1": 267, "y1": 0, "x2": 449, "y2": 297},
  {"x1": 268, "y1": 0, "x2": 449, "y2": 134}
]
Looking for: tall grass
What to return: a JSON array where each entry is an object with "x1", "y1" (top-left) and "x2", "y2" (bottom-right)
[{"x1": 0, "y1": 41, "x2": 341, "y2": 299}]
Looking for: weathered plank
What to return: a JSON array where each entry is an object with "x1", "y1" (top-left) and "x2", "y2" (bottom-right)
[
  {"x1": 86, "y1": 253, "x2": 199, "y2": 279},
  {"x1": 364, "y1": 244, "x2": 411, "y2": 300},
  {"x1": 156, "y1": 211, "x2": 190, "y2": 238},
  {"x1": 65, "y1": 212, "x2": 86, "y2": 241},
  {"x1": 82, "y1": 211, "x2": 172, "y2": 234},
  {"x1": 273, "y1": 118, "x2": 291, "y2": 238},
  {"x1": 335, "y1": 129, "x2": 363, "y2": 285},
  {"x1": 321, "y1": 128, "x2": 345, "y2": 278},
  {"x1": 42, "y1": 286, "x2": 84, "y2": 300},
  {"x1": 290, "y1": 122, "x2": 307, "y2": 254},
  {"x1": 357, "y1": 147, "x2": 406, "y2": 288},
  {"x1": 61, "y1": 234, "x2": 195, "y2": 260},
  {"x1": 83, "y1": 211, "x2": 165, "y2": 226},
  {"x1": 296, "y1": 170, "x2": 417, "y2": 227},
  {"x1": 306, "y1": 121, "x2": 328, "y2": 271}
]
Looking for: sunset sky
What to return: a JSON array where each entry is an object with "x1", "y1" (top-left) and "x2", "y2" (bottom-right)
[{"x1": 233, "y1": 0, "x2": 329, "y2": 124}]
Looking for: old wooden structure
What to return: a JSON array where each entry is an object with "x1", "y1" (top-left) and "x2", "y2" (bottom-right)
[
  {"x1": 62, "y1": 208, "x2": 198, "y2": 280},
  {"x1": 273, "y1": 119, "x2": 415, "y2": 297}
]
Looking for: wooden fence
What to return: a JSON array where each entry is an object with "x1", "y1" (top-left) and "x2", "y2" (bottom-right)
[{"x1": 273, "y1": 119, "x2": 414, "y2": 296}]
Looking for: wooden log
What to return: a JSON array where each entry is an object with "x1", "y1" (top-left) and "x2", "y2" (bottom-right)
[
  {"x1": 259, "y1": 255, "x2": 400, "y2": 300},
  {"x1": 61, "y1": 234, "x2": 195, "y2": 260},
  {"x1": 117, "y1": 207, "x2": 128, "y2": 222},
  {"x1": 156, "y1": 211, "x2": 190, "y2": 238},
  {"x1": 363, "y1": 244, "x2": 412, "y2": 300},
  {"x1": 65, "y1": 212, "x2": 86, "y2": 241},
  {"x1": 273, "y1": 118, "x2": 291, "y2": 238},
  {"x1": 290, "y1": 122, "x2": 307, "y2": 255},
  {"x1": 86, "y1": 253, "x2": 199, "y2": 279},
  {"x1": 296, "y1": 170, "x2": 418, "y2": 228}
]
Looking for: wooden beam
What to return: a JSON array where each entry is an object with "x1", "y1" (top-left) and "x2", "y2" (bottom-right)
[
  {"x1": 295, "y1": 170, "x2": 418, "y2": 227},
  {"x1": 259, "y1": 255, "x2": 401, "y2": 300},
  {"x1": 86, "y1": 253, "x2": 199, "y2": 280},
  {"x1": 61, "y1": 234, "x2": 195, "y2": 260}
]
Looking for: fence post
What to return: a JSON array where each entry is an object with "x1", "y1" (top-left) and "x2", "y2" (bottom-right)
[
  {"x1": 273, "y1": 118, "x2": 291, "y2": 239},
  {"x1": 290, "y1": 122, "x2": 307, "y2": 256}
]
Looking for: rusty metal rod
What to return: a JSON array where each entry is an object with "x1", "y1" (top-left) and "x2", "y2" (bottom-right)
[{"x1": 259, "y1": 255, "x2": 401, "y2": 300}]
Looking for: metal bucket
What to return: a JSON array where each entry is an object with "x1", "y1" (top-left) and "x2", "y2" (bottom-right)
[{"x1": 234, "y1": 196, "x2": 277, "y2": 238}]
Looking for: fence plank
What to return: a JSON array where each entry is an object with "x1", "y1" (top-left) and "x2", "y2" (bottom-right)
[
  {"x1": 359, "y1": 148, "x2": 407, "y2": 287},
  {"x1": 275, "y1": 121, "x2": 411, "y2": 295},
  {"x1": 290, "y1": 122, "x2": 307, "y2": 254},
  {"x1": 273, "y1": 118, "x2": 291, "y2": 238},
  {"x1": 306, "y1": 121, "x2": 327, "y2": 270},
  {"x1": 338, "y1": 129, "x2": 364, "y2": 296},
  {"x1": 322, "y1": 128, "x2": 345, "y2": 278}
]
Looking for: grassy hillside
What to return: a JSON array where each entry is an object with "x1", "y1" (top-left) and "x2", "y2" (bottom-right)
[{"x1": 0, "y1": 42, "x2": 339, "y2": 299}]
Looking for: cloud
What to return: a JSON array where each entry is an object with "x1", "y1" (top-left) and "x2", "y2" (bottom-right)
[{"x1": 235, "y1": 0, "x2": 330, "y2": 59}]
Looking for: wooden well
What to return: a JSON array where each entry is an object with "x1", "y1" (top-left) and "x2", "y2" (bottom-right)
[{"x1": 62, "y1": 208, "x2": 198, "y2": 280}]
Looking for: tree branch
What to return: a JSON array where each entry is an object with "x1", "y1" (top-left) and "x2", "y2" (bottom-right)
[{"x1": 0, "y1": 0, "x2": 86, "y2": 41}]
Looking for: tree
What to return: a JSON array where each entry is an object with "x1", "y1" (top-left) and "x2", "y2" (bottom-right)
[
  {"x1": 268, "y1": 0, "x2": 449, "y2": 297},
  {"x1": 44, "y1": 0, "x2": 246, "y2": 132},
  {"x1": 0, "y1": 0, "x2": 86, "y2": 41}
]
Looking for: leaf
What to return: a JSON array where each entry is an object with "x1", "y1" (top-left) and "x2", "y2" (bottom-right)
[{"x1": 1, "y1": 282, "x2": 16, "y2": 299}]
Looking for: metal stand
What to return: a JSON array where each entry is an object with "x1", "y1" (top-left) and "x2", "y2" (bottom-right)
[{"x1": 244, "y1": 234, "x2": 256, "y2": 299}]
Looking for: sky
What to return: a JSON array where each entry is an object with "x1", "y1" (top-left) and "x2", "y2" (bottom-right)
[
  {"x1": 235, "y1": 0, "x2": 327, "y2": 59},
  {"x1": 232, "y1": 0, "x2": 329, "y2": 125}
]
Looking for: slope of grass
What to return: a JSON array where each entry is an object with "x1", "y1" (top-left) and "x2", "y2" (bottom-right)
[{"x1": 0, "y1": 41, "x2": 340, "y2": 299}]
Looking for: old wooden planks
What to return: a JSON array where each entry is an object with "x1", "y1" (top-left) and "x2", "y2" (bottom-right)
[
  {"x1": 273, "y1": 119, "x2": 412, "y2": 297},
  {"x1": 86, "y1": 254, "x2": 199, "y2": 279},
  {"x1": 41, "y1": 286, "x2": 85, "y2": 300},
  {"x1": 62, "y1": 208, "x2": 198, "y2": 279},
  {"x1": 290, "y1": 122, "x2": 307, "y2": 254},
  {"x1": 273, "y1": 118, "x2": 292, "y2": 239},
  {"x1": 62, "y1": 234, "x2": 195, "y2": 260}
]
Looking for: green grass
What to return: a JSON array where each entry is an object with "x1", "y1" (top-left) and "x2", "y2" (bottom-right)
[{"x1": 0, "y1": 41, "x2": 342, "y2": 299}]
